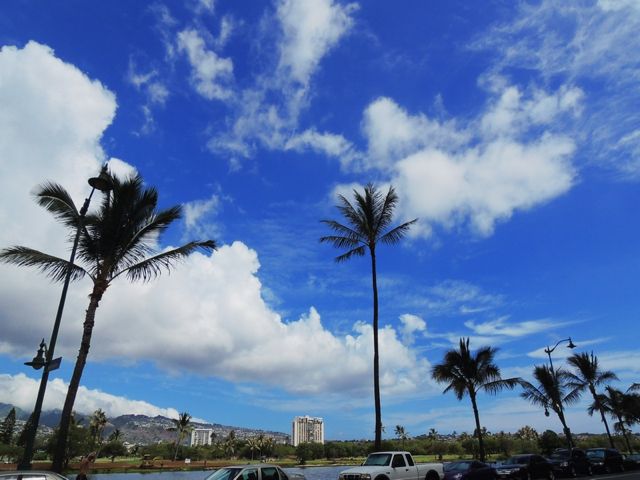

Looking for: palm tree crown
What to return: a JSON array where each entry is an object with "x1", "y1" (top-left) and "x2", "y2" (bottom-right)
[
  {"x1": 320, "y1": 183, "x2": 416, "y2": 450},
  {"x1": 0, "y1": 171, "x2": 216, "y2": 471},
  {"x1": 565, "y1": 352, "x2": 618, "y2": 447},
  {"x1": 431, "y1": 337, "x2": 520, "y2": 461}
]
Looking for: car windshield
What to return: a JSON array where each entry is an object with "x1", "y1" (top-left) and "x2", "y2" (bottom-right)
[
  {"x1": 550, "y1": 451, "x2": 570, "y2": 459},
  {"x1": 445, "y1": 462, "x2": 472, "y2": 472},
  {"x1": 364, "y1": 454, "x2": 393, "y2": 466},
  {"x1": 205, "y1": 468, "x2": 244, "y2": 480},
  {"x1": 586, "y1": 451, "x2": 605, "y2": 459},
  {"x1": 504, "y1": 457, "x2": 530, "y2": 465},
  {"x1": 628, "y1": 454, "x2": 640, "y2": 461}
]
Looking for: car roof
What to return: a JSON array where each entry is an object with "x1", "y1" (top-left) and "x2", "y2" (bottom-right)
[
  {"x1": 221, "y1": 465, "x2": 282, "y2": 469},
  {"x1": 0, "y1": 472, "x2": 69, "y2": 480}
]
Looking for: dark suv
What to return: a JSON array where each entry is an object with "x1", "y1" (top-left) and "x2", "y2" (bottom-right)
[
  {"x1": 585, "y1": 448, "x2": 624, "y2": 473},
  {"x1": 548, "y1": 448, "x2": 593, "y2": 477}
]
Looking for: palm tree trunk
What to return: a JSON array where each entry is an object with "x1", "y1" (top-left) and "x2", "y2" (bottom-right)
[
  {"x1": 52, "y1": 280, "x2": 106, "y2": 472},
  {"x1": 616, "y1": 414, "x2": 633, "y2": 453},
  {"x1": 469, "y1": 391, "x2": 485, "y2": 461},
  {"x1": 556, "y1": 408, "x2": 573, "y2": 449},
  {"x1": 370, "y1": 248, "x2": 382, "y2": 450},
  {"x1": 590, "y1": 385, "x2": 615, "y2": 448}
]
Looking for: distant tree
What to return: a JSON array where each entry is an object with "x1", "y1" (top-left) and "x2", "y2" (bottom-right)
[
  {"x1": 520, "y1": 365, "x2": 579, "y2": 448},
  {"x1": 0, "y1": 408, "x2": 16, "y2": 445},
  {"x1": 101, "y1": 438, "x2": 127, "y2": 462},
  {"x1": 515, "y1": 426, "x2": 539, "y2": 442},
  {"x1": 538, "y1": 430, "x2": 561, "y2": 455},
  {"x1": 89, "y1": 408, "x2": 108, "y2": 452},
  {"x1": 565, "y1": 352, "x2": 618, "y2": 448},
  {"x1": 0, "y1": 170, "x2": 217, "y2": 472},
  {"x1": 431, "y1": 337, "x2": 521, "y2": 461},
  {"x1": 46, "y1": 413, "x2": 90, "y2": 468},
  {"x1": 171, "y1": 412, "x2": 192, "y2": 460},
  {"x1": 246, "y1": 438, "x2": 258, "y2": 460},
  {"x1": 16, "y1": 412, "x2": 35, "y2": 448},
  {"x1": 107, "y1": 428, "x2": 122, "y2": 443},
  {"x1": 321, "y1": 183, "x2": 416, "y2": 449},
  {"x1": 224, "y1": 430, "x2": 237, "y2": 458},
  {"x1": 395, "y1": 425, "x2": 408, "y2": 449}
]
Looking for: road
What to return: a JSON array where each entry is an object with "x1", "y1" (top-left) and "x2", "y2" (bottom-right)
[{"x1": 582, "y1": 474, "x2": 640, "y2": 480}]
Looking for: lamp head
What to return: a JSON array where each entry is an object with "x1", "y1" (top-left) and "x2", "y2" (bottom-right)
[
  {"x1": 25, "y1": 339, "x2": 47, "y2": 370},
  {"x1": 567, "y1": 338, "x2": 576, "y2": 349},
  {"x1": 88, "y1": 165, "x2": 113, "y2": 192}
]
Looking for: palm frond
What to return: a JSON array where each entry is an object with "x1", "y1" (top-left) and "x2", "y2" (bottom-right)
[
  {"x1": 0, "y1": 246, "x2": 87, "y2": 282},
  {"x1": 116, "y1": 240, "x2": 216, "y2": 282},
  {"x1": 34, "y1": 182, "x2": 81, "y2": 230},
  {"x1": 379, "y1": 219, "x2": 418, "y2": 245},
  {"x1": 483, "y1": 377, "x2": 523, "y2": 395},
  {"x1": 335, "y1": 245, "x2": 366, "y2": 262}
]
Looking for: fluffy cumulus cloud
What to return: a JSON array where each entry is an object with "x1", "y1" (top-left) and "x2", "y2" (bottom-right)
[
  {"x1": 0, "y1": 41, "x2": 116, "y2": 254},
  {"x1": 347, "y1": 84, "x2": 580, "y2": 237},
  {"x1": 0, "y1": 41, "x2": 430, "y2": 409},
  {"x1": 0, "y1": 374, "x2": 181, "y2": 419}
]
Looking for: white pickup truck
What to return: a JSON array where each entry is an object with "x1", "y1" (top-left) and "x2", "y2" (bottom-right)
[{"x1": 339, "y1": 451, "x2": 444, "y2": 480}]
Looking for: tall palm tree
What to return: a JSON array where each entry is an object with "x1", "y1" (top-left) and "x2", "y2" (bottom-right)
[
  {"x1": 0, "y1": 171, "x2": 216, "y2": 471},
  {"x1": 595, "y1": 386, "x2": 637, "y2": 453},
  {"x1": 394, "y1": 425, "x2": 408, "y2": 449},
  {"x1": 172, "y1": 411, "x2": 192, "y2": 461},
  {"x1": 520, "y1": 365, "x2": 579, "y2": 448},
  {"x1": 89, "y1": 408, "x2": 108, "y2": 452},
  {"x1": 321, "y1": 183, "x2": 416, "y2": 449},
  {"x1": 431, "y1": 337, "x2": 521, "y2": 461},
  {"x1": 565, "y1": 352, "x2": 618, "y2": 447}
]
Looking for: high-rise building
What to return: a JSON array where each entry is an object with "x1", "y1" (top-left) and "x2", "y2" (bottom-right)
[
  {"x1": 291, "y1": 416, "x2": 324, "y2": 446},
  {"x1": 190, "y1": 428, "x2": 214, "y2": 446}
]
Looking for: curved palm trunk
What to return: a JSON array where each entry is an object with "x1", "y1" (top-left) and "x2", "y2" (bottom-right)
[
  {"x1": 52, "y1": 280, "x2": 107, "y2": 472},
  {"x1": 370, "y1": 248, "x2": 382, "y2": 450},
  {"x1": 469, "y1": 391, "x2": 485, "y2": 461},
  {"x1": 616, "y1": 414, "x2": 633, "y2": 453},
  {"x1": 589, "y1": 385, "x2": 615, "y2": 448},
  {"x1": 555, "y1": 407, "x2": 573, "y2": 449}
]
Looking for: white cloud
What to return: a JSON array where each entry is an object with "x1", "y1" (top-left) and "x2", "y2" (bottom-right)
[
  {"x1": 351, "y1": 86, "x2": 579, "y2": 237},
  {"x1": 277, "y1": 0, "x2": 357, "y2": 86},
  {"x1": 0, "y1": 374, "x2": 180, "y2": 419},
  {"x1": 465, "y1": 317, "x2": 572, "y2": 339},
  {"x1": 208, "y1": 0, "x2": 358, "y2": 164},
  {"x1": 177, "y1": 28, "x2": 233, "y2": 100},
  {"x1": 473, "y1": 0, "x2": 640, "y2": 177},
  {"x1": 399, "y1": 314, "x2": 426, "y2": 345},
  {"x1": 183, "y1": 193, "x2": 222, "y2": 238}
]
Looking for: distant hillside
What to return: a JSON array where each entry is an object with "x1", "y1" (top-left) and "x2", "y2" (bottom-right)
[{"x1": 0, "y1": 405, "x2": 289, "y2": 445}]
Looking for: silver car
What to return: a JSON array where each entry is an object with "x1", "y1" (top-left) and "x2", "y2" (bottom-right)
[
  {"x1": 204, "y1": 465, "x2": 304, "y2": 480},
  {"x1": 0, "y1": 472, "x2": 71, "y2": 480}
]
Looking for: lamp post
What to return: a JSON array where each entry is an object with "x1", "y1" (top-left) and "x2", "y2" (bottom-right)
[
  {"x1": 544, "y1": 337, "x2": 576, "y2": 449},
  {"x1": 18, "y1": 165, "x2": 112, "y2": 470}
]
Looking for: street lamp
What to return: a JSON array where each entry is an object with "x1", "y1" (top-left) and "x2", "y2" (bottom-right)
[
  {"x1": 543, "y1": 337, "x2": 576, "y2": 449},
  {"x1": 18, "y1": 165, "x2": 112, "y2": 470}
]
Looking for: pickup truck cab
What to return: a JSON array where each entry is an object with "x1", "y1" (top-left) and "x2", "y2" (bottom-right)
[{"x1": 339, "y1": 451, "x2": 444, "y2": 480}]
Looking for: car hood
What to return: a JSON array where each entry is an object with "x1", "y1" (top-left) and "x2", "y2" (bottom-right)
[
  {"x1": 496, "y1": 465, "x2": 525, "y2": 471},
  {"x1": 341, "y1": 467, "x2": 393, "y2": 475}
]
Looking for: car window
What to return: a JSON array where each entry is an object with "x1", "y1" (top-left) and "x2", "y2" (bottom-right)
[
  {"x1": 276, "y1": 468, "x2": 288, "y2": 480},
  {"x1": 587, "y1": 450, "x2": 604, "y2": 459},
  {"x1": 364, "y1": 454, "x2": 392, "y2": 466},
  {"x1": 392, "y1": 455, "x2": 407, "y2": 468},
  {"x1": 262, "y1": 467, "x2": 280, "y2": 480},
  {"x1": 405, "y1": 454, "x2": 415, "y2": 466},
  {"x1": 206, "y1": 468, "x2": 244, "y2": 480},
  {"x1": 0, "y1": 475, "x2": 19, "y2": 480},
  {"x1": 240, "y1": 469, "x2": 258, "y2": 480}
]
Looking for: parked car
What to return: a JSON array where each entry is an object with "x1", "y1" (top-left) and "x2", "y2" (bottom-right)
[
  {"x1": 204, "y1": 465, "x2": 304, "y2": 480},
  {"x1": 623, "y1": 453, "x2": 640, "y2": 471},
  {"x1": 444, "y1": 461, "x2": 497, "y2": 480},
  {"x1": 585, "y1": 448, "x2": 624, "y2": 474},
  {"x1": 547, "y1": 448, "x2": 593, "y2": 477},
  {"x1": 495, "y1": 454, "x2": 555, "y2": 480},
  {"x1": 339, "y1": 451, "x2": 444, "y2": 480},
  {"x1": 0, "y1": 472, "x2": 70, "y2": 480}
]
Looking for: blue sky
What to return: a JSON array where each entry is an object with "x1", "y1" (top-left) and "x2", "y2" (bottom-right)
[{"x1": 0, "y1": 0, "x2": 639, "y2": 441}]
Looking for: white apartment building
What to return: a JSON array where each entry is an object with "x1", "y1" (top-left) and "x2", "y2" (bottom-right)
[
  {"x1": 190, "y1": 428, "x2": 214, "y2": 446},
  {"x1": 291, "y1": 415, "x2": 324, "y2": 446}
]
